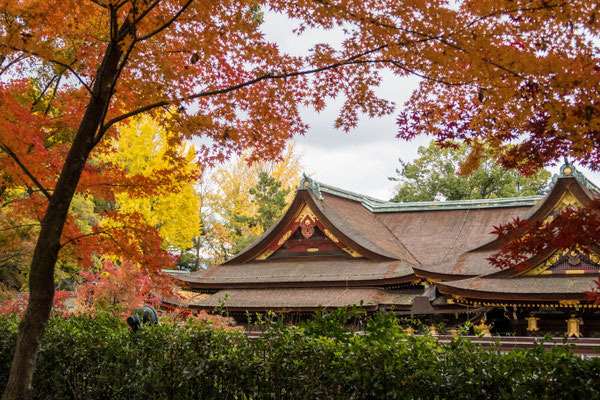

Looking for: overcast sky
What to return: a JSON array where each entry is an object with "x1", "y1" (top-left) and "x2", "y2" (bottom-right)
[{"x1": 259, "y1": 10, "x2": 600, "y2": 200}]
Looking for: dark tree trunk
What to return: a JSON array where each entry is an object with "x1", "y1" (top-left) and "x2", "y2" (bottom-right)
[{"x1": 1, "y1": 31, "x2": 128, "y2": 399}]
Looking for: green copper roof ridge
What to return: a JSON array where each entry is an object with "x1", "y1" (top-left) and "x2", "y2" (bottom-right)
[
  {"x1": 364, "y1": 196, "x2": 542, "y2": 213},
  {"x1": 298, "y1": 175, "x2": 542, "y2": 213}
]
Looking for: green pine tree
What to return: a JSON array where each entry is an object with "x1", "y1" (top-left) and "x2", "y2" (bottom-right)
[{"x1": 232, "y1": 172, "x2": 290, "y2": 254}]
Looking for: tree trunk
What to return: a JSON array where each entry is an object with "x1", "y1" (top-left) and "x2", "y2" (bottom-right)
[{"x1": 1, "y1": 30, "x2": 128, "y2": 399}]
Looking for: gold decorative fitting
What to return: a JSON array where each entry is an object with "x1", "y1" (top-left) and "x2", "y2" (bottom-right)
[
  {"x1": 566, "y1": 314, "x2": 583, "y2": 338},
  {"x1": 322, "y1": 228, "x2": 340, "y2": 243},
  {"x1": 448, "y1": 329, "x2": 459, "y2": 337},
  {"x1": 429, "y1": 325, "x2": 438, "y2": 336},
  {"x1": 563, "y1": 167, "x2": 572, "y2": 175},
  {"x1": 343, "y1": 247, "x2": 363, "y2": 258},
  {"x1": 404, "y1": 326, "x2": 415, "y2": 335},
  {"x1": 255, "y1": 249, "x2": 275, "y2": 261},
  {"x1": 303, "y1": 181, "x2": 310, "y2": 187},
  {"x1": 474, "y1": 319, "x2": 492, "y2": 337},
  {"x1": 294, "y1": 203, "x2": 318, "y2": 223},
  {"x1": 277, "y1": 230, "x2": 294, "y2": 246},
  {"x1": 559, "y1": 300, "x2": 580, "y2": 306},
  {"x1": 525, "y1": 316, "x2": 540, "y2": 332},
  {"x1": 307, "y1": 248, "x2": 319, "y2": 252}
]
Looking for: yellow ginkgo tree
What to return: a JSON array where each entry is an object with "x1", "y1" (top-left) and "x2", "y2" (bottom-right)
[{"x1": 102, "y1": 115, "x2": 202, "y2": 253}]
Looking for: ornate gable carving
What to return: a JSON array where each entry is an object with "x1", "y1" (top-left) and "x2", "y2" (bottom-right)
[
  {"x1": 253, "y1": 203, "x2": 363, "y2": 260},
  {"x1": 525, "y1": 249, "x2": 600, "y2": 275}
]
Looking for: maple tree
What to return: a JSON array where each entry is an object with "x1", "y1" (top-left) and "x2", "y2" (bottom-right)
[
  {"x1": 390, "y1": 141, "x2": 551, "y2": 202},
  {"x1": 0, "y1": 0, "x2": 596, "y2": 397},
  {"x1": 74, "y1": 260, "x2": 160, "y2": 314}
]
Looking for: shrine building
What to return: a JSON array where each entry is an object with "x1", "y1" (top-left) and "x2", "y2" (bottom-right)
[{"x1": 171, "y1": 163, "x2": 600, "y2": 337}]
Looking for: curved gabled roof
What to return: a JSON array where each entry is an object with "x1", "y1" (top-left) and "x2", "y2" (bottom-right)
[{"x1": 222, "y1": 183, "x2": 419, "y2": 265}]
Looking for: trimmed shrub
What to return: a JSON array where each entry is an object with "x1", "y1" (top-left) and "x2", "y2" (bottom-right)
[{"x1": 0, "y1": 311, "x2": 599, "y2": 399}]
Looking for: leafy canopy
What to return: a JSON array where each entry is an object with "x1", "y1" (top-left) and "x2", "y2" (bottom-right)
[{"x1": 390, "y1": 141, "x2": 551, "y2": 202}]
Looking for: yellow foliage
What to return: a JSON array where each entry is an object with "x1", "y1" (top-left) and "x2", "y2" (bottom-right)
[{"x1": 103, "y1": 115, "x2": 201, "y2": 250}]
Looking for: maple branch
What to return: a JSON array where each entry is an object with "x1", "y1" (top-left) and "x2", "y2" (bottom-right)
[
  {"x1": 0, "y1": 54, "x2": 28, "y2": 77},
  {"x1": 95, "y1": 21, "x2": 139, "y2": 145},
  {"x1": 383, "y1": 60, "x2": 475, "y2": 86},
  {"x1": 313, "y1": 0, "x2": 565, "y2": 84},
  {"x1": 0, "y1": 223, "x2": 40, "y2": 233},
  {"x1": 98, "y1": 42, "x2": 393, "y2": 133},
  {"x1": 0, "y1": 144, "x2": 51, "y2": 201},
  {"x1": 136, "y1": 0, "x2": 194, "y2": 42},
  {"x1": 59, "y1": 224, "x2": 143, "y2": 249},
  {"x1": 0, "y1": 45, "x2": 94, "y2": 96},
  {"x1": 133, "y1": 0, "x2": 163, "y2": 28},
  {"x1": 44, "y1": 74, "x2": 63, "y2": 115},
  {"x1": 88, "y1": 0, "x2": 109, "y2": 9}
]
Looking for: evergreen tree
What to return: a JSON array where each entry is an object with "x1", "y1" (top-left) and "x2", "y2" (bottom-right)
[
  {"x1": 390, "y1": 142, "x2": 551, "y2": 202},
  {"x1": 232, "y1": 172, "x2": 290, "y2": 254}
]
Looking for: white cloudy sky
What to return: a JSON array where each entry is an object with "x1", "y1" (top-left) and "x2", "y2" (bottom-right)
[{"x1": 259, "y1": 10, "x2": 600, "y2": 200}]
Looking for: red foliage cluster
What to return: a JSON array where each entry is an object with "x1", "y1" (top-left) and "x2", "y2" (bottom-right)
[{"x1": 0, "y1": 290, "x2": 72, "y2": 318}]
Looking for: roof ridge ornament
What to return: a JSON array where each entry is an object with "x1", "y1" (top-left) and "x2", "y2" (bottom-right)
[
  {"x1": 551, "y1": 159, "x2": 600, "y2": 193},
  {"x1": 298, "y1": 172, "x2": 323, "y2": 200}
]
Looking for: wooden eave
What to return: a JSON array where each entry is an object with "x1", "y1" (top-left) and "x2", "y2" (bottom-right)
[
  {"x1": 436, "y1": 281, "x2": 588, "y2": 302},
  {"x1": 459, "y1": 175, "x2": 599, "y2": 279},
  {"x1": 177, "y1": 273, "x2": 418, "y2": 291},
  {"x1": 186, "y1": 304, "x2": 381, "y2": 313},
  {"x1": 412, "y1": 266, "x2": 476, "y2": 282}
]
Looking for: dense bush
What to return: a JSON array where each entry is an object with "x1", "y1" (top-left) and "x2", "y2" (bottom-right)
[{"x1": 1, "y1": 310, "x2": 599, "y2": 399}]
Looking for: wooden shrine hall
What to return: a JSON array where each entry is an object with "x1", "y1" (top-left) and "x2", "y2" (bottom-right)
[{"x1": 171, "y1": 163, "x2": 600, "y2": 337}]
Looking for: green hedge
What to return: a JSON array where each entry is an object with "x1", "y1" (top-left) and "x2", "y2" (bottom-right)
[{"x1": 1, "y1": 311, "x2": 599, "y2": 399}]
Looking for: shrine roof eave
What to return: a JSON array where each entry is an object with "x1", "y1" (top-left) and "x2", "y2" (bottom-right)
[
  {"x1": 473, "y1": 174, "x2": 599, "y2": 253},
  {"x1": 175, "y1": 258, "x2": 418, "y2": 288},
  {"x1": 177, "y1": 273, "x2": 419, "y2": 290},
  {"x1": 175, "y1": 287, "x2": 421, "y2": 312},
  {"x1": 436, "y1": 276, "x2": 598, "y2": 302},
  {"x1": 412, "y1": 266, "x2": 477, "y2": 282}
]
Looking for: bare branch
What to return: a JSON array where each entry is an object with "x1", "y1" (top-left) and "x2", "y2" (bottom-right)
[{"x1": 0, "y1": 143, "x2": 51, "y2": 200}]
